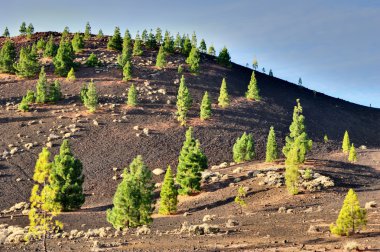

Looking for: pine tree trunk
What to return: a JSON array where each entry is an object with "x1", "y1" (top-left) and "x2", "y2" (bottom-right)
[{"x1": 43, "y1": 231, "x2": 47, "y2": 252}]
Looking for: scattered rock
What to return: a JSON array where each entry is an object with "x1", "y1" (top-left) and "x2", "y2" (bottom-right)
[
  {"x1": 136, "y1": 225, "x2": 151, "y2": 236},
  {"x1": 278, "y1": 207, "x2": 286, "y2": 213},
  {"x1": 179, "y1": 221, "x2": 220, "y2": 235},
  {"x1": 133, "y1": 125, "x2": 140, "y2": 130},
  {"x1": 143, "y1": 128, "x2": 150, "y2": 136},
  {"x1": 46, "y1": 142, "x2": 53, "y2": 148},
  {"x1": 307, "y1": 225, "x2": 321, "y2": 234},
  {"x1": 152, "y1": 168, "x2": 165, "y2": 176},
  {"x1": 202, "y1": 214, "x2": 216, "y2": 222},
  {"x1": 232, "y1": 167, "x2": 242, "y2": 174},
  {"x1": 226, "y1": 219, "x2": 239, "y2": 228},
  {"x1": 93, "y1": 120, "x2": 99, "y2": 126},
  {"x1": 48, "y1": 134, "x2": 60, "y2": 141},
  {"x1": 365, "y1": 201, "x2": 377, "y2": 209}
]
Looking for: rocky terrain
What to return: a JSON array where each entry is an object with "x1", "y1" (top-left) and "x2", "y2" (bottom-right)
[{"x1": 0, "y1": 32, "x2": 379, "y2": 251}]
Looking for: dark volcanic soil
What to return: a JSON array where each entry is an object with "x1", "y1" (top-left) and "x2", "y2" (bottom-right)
[{"x1": 0, "y1": 33, "x2": 379, "y2": 251}]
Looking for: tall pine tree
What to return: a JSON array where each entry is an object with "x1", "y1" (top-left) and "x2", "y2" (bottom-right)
[
  {"x1": 200, "y1": 91, "x2": 211, "y2": 120},
  {"x1": 186, "y1": 47, "x2": 200, "y2": 73},
  {"x1": 35, "y1": 67, "x2": 48, "y2": 103},
  {"x1": 159, "y1": 166, "x2": 178, "y2": 215},
  {"x1": 218, "y1": 78, "x2": 230, "y2": 108},
  {"x1": 265, "y1": 126, "x2": 278, "y2": 162},
  {"x1": 176, "y1": 75, "x2": 192, "y2": 125},
  {"x1": 342, "y1": 130, "x2": 350, "y2": 154},
  {"x1": 53, "y1": 36, "x2": 75, "y2": 77},
  {"x1": 155, "y1": 45, "x2": 166, "y2": 68},
  {"x1": 107, "y1": 27, "x2": 123, "y2": 51},
  {"x1": 0, "y1": 39, "x2": 16, "y2": 73}
]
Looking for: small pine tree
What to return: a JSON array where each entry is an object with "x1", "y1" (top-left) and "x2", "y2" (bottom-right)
[
  {"x1": 26, "y1": 23, "x2": 34, "y2": 38},
  {"x1": 159, "y1": 166, "x2": 178, "y2": 215},
  {"x1": 146, "y1": 30, "x2": 157, "y2": 49},
  {"x1": 117, "y1": 29, "x2": 132, "y2": 67},
  {"x1": 234, "y1": 186, "x2": 247, "y2": 214},
  {"x1": 84, "y1": 22, "x2": 91, "y2": 40},
  {"x1": 155, "y1": 27, "x2": 163, "y2": 44},
  {"x1": 19, "y1": 22, "x2": 27, "y2": 35},
  {"x1": 176, "y1": 127, "x2": 208, "y2": 195},
  {"x1": 330, "y1": 189, "x2": 367, "y2": 236},
  {"x1": 61, "y1": 26, "x2": 70, "y2": 40},
  {"x1": 26, "y1": 148, "x2": 62, "y2": 251},
  {"x1": 163, "y1": 31, "x2": 174, "y2": 53},
  {"x1": 86, "y1": 53, "x2": 100, "y2": 67},
  {"x1": 217, "y1": 46, "x2": 231, "y2": 67},
  {"x1": 181, "y1": 36, "x2": 192, "y2": 56},
  {"x1": 66, "y1": 67, "x2": 76, "y2": 81},
  {"x1": 298, "y1": 77, "x2": 303, "y2": 86},
  {"x1": 83, "y1": 80, "x2": 98, "y2": 112},
  {"x1": 97, "y1": 29, "x2": 104, "y2": 38},
  {"x1": 233, "y1": 132, "x2": 255, "y2": 163},
  {"x1": 186, "y1": 47, "x2": 200, "y2": 73},
  {"x1": 19, "y1": 89, "x2": 35, "y2": 111},
  {"x1": 200, "y1": 91, "x2": 211, "y2": 120},
  {"x1": 199, "y1": 39, "x2": 207, "y2": 53},
  {"x1": 3, "y1": 27, "x2": 10, "y2": 37},
  {"x1": 176, "y1": 75, "x2": 193, "y2": 125},
  {"x1": 35, "y1": 67, "x2": 48, "y2": 103},
  {"x1": 0, "y1": 39, "x2": 16, "y2": 73},
  {"x1": 71, "y1": 33, "x2": 84, "y2": 53},
  {"x1": 208, "y1": 45, "x2": 216, "y2": 56},
  {"x1": 265, "y1": 126, "x2": 278, "y2": 162},
  {"x1": 177, "y1": 64, "x2": 183, "y2": 74},
  {"x1": 324, "y1": 134, "x2": 329, "y2": 143},
  {"x1": 141, "y1": 29, "x2": 148, "y2": 44},
  {"x1": 37, "y1": 38, "x2": 46, "y2": 51},
  {"x1": 53, "y1": 37, "x2": 75, "y2": 77},
  {"x1": 252, "y1": 57, "x2": 258, "y2": 70},
  {"x1": 50, "y1": 140, "x2": 85, "y2": 211},
  {"x1": 269, "y1": 69, "x2": 273, "y2": 76},
  {"x1": 133, "y1": 35, "x2": 143, "y2": 56},
  {"x1": 218, "y1": 78, "x2": 230, "y2": 108},
  {"x1": 191, "y1": 31, "x2": 197, "y2": 47},
  {"x1": 48, "y1": 80, "x2": 62, "y2": 102},
  {"x1": 18, "y1": 97, "x2": 30, "y2": 112},
  {"x1": 14, "y1": 46, "x2": 40, "y2": 78},
  {"x1": 155, "y1": 45, "x2": 166, "y2": 68},
  {"x1": 245, "y1": 71, "x2": 260, "y2": 101},
  {"x1": 44, "y1": 35, "x2": 57, "y2": 58},
  {"x1": 174, "y1": 33, "x2": 182, "y2": 50},
  {"x1": 80, "y1": 84, "x2": 88, "y2": 103},
  {"x1": 342, "y1": 131, "x2": 350, "y2": 154},
  {"x1": 107, "y1": 27, "x2": 123, "y2": 51},
  {"x1": 127, "y1": 83, "x2": 138, "y2": 107},
  {"x1": 348, "y1": 144, "x2": 357, "y2": 163},
  {"x1": 107, "y1": 155, "x2": 153, "y2": 229},
  {"x1": 123, "y1": 60, "x2": 132, "y2": 81}
]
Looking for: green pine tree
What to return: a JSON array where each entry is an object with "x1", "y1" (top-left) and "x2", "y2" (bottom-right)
[
  {"x1": 37, "y1": 38, "x2": 46, "y2": 51},
  {"x1": 3, "y1": 27, "x2": 10, "y2": 37},
  {"x1": 176, "y1": 75, "x2": 193, "y2": 125},
  {"x1": 181, "y1": 36, "x2": 192, "y2": 56},
  {"x1": 146, "y1": 30, "x2": 157, "y2": 49},
  {"x1": 200, "y1": 91, "x2": 211, "y2": 120},
  {"x1": 246, "y1": 71, "x2": 260, "y2": 101},
  {"x1": 107, "y1": 27, "x2": 123, "y2": 51},
  {"x1": 18, "y1": 89, "x2": 35, "y2": 111},
  {"x1": 117, "y1": 29, "x2": 132, "y2": 67},
  {"x1": 233, "y1": 132, "x2": 255, "y2": 163},
  {"x1": 107, "y1": 155, "x2": 153, "y2": 230},
  {"x1": 48, "y1": 80, "x2": 62, "y2": 102},
  {"x1": 342, "y1": 130, "x2": 350, "y2": 153},
  {"x1": 176, "y1": 127, "x2": 208, "y2": 195},
  {"x1": 84, "y1": 22, "x2": 91, "y2": 40},
  {"x1": 0, "y1": 39, "x2": 16, "y2": 73},
  {"x1": 44, "y1": 35, "x2": 58, "y2": 58},
  {"x1": 71, "y1": 33, "x2": 84, "y2": 53},
  {"x1": 127, "y1": 83, "x2": 138, "y2": 106},
  {"x1": 269, "y1": 69, "x2": 273, "y2": 76},
  {"x1": 163, "y1": 31, "x2": 174, "y2": 53},
  {"x1": 324, "y1": 134, "x2": 329, "y2": 143},
  {"x1": 217, "y1": 46, "x2": 231, "y2": 67},
  {"x1": 123, "y1": 60, "x2": 132, "y2": 81},
  {"x1": 26, "y1": 23, "x2": 34, "y2": 38},
  {"x1": 186, "y1": 47, "x2": 200, "y2": 73},
  {"x1": 218, "y1": 78, "x2": 230, "y2": 108},
  {"x1": 191, "y1": 31, "x2": 197, "y2": 47},
  {"x1": 282, "y1": 99, "x2": 312, "y2": 162},
  {"x1": 348, "y1": 144, "x2": 357, "y2": 163},
  {"x1": 330, "y1": 189, "x2": 367, "y2": 236},
  {"x1": 234, "y1": 186, "x2": 247, "y2": 214},
  {"x1": 19, "y1": 22, "x2": 27, "y2": 35},
  {"x1": 155, "y1": 27, "x2": 163, "y2": 44},
  {"x1": 208, "y1": 45, "x2": 216, "y2": 56},
  {"x1": 86, "y1": 53, "x2": 100, "y2": 67},
  {"x1": 155, "y1": 45, "x2": 166, "y2": 68},
  {"x1": 159, "y1": 166, "x2": 178, "y2": 215},
  {"x1": 97, "y1": 29, "x2": 104, "y2": 38},
  {"x1": 199, "y1": 39, "x2": 207, "y2": 53},
  {"x1": 14, "y1": 46, "x2": 40, "y2": 78},
  {"x1": 141, "y1": 29, "x2": 148, "y2": 44},
  {"x1": 53, "y1": 37, "x2": 75, "y2": 77},
  {"x1": 50, "y1": 140, "x2": 85, "y2": 211},
  {"x1": 35, "y1": 67, "x2": 48, "y2": 103},
  {"x1": 133, "y1": 33, "x2": 143, "y2": 56},
  {"x1": 83, "y1": 80, "x2": 98, "y2": 112},
  {"x1": 66, "y1": 67, "x2": 76, "y2": 81},
  {"x1": 174, "y1": 33, "x2": 182, "y2": 50},
  {"x1": 265, "y1": 126, "x2": 278, "y2": 162}
]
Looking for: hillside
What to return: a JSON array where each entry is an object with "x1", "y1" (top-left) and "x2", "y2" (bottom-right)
[{"x1": 0, "y1": 32, "x2": 379, "y2": 251}]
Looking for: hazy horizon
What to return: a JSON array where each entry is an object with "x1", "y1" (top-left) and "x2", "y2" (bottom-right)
[{"x1": 1, "y1": 0, "x2": 379, "y2": 108}]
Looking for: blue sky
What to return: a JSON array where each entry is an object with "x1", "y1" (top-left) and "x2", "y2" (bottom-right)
[{"x1": 1, "y1": 0, "x2": 379, "y2": 107}]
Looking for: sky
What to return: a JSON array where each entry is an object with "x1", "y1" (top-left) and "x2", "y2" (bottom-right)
[{"x1": 1, "y1": 0, "x2": 379, "y2": 107}]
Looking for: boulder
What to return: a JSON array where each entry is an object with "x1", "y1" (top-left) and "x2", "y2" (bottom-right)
[{"x1": 152, "y1": 168, "x2": 165, "y2": 176}]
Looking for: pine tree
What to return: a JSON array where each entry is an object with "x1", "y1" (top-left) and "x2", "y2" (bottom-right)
[
  {"x1": 71, "y1": 33, "x2": 84, "y2": 53},
  {"x1": 176, "y1": 75, "x2": 193, "y2": 125},
  {"x1": 200, "y1": 91, "x2": 211, "y2": 120},
  {"x1": 35, "y1": 67, "x2": 48, "y2": 103},
  {"x1": 284, "y1": 142, "x2": 300, "y2": 195},
  {"x1": 84, "y1": 22, "x2": 91, "y2": 40},
  {"x1": 298, "y1": 77, "x2": 303, "y2": 86},
  {"x1": 26, "y1": 23, "x2": 34, "y2": 38},
  {"x1": 18, "y1": 97, "x2": 30, "y2": 112},
  {"x1": 186, "y1": 47, "x2": 200, "y2": 73},
  {"x1": 123, "y1": 60, "x2": 132, "y2": 81},
  {"x1": 324, "y1": 134, "x2": 329, "y2": 143},
  {"x1": 163, "y1": 31, "x2": 174, "y2": 53},
  {"x1": 53, "y1": 37, "x2": 75, "y2": 77},
  {"x1": 265, "y1": 126, "x2": 278, "y2": 162},
  {"x1": 159, "y1": 166, "x2": 178, "y2": 215},
  {"x1": 61, "y1": 26, "x2": 70, "y2": 40},
  {"x1": 199, "y1": 39, "x2": 207, "y2": 53},
  {"x1": 269, "y1": 69, "x2": 273, "y2": 77},
  {"x1": 14, "y1": 46, "x2": 40, "y2": 78},
  {"x1": 3, "y1": 27, "x2": 10, "y2": 37},
  {"x1": 141, "y1": 29, "x2": 148, "y2": 44},
  {"x1": 218, "y1": 78, "x2": 230, "y2": 108},
  {"x1": 252, "y1": 57, "x2": 258, "y2": 70},
  {"x1": 217, "y1": 46, "x2": 231, "y2": 67},
  {"x1": 80, "y1": 84, "x2": 88, "y2": 103},
  {"x1": 127, "y1": 83, "x2": 137, "y2": 106},
  {"x1": 245, "y1": 71, "x2": 260, "y2": 101},
  {"x1": 0, "y1": 39, "x2": 16, "y2": 73},
  {"x1": 146, "y1": 30, "x2": 157, "y2": 49},
  {"x1": 234, "y1": 186, "x2": 247, "y2": 214},
  {"x1": 48, "y1": 80, "x2": 62, "y2": 102},
  {"x1": 342, "y1": 130, "x2": 350, "y2": 154},
  {"x1": 83, "y1": 80, "x2": 98, "y2": 112},
  {"x1": 117, "y1": 29, "x2": 132, "y2": 67},
  {"x1": 174, "y1": 33, "x2": 182, "y2": 50},
  {"x1": 133, "y1": 34, "x2": 143, "y2": 56},
  {"x1": 107, "y1": 155, "x2": 153, "y2": 229},
  {"x1": 97, "y1": 29, "x2": 104, "y2": 38},
  {"x1": 208, "y1": 45, "x2": 216, "y2": 56},
  {"x1": 177, "y1": 64, "x2": 183, "y2": 74},
  {"x1": 330, "y1": 189, "x2": 367, "y2": 236},
  {"x1": 191, "y1": 31, "x2": 197, "y2": 47},
  {"x1": 233, "y1": 132, "x2": 255, "y2": 163},
  {"x1": 282, "y1": 99, "x2": 312, "y2": 162},
  {"x1": 176, "y1": 127, "x2": 208, "y2": 195},
  {"x1": 50, "y1": 140, "x2": 85, "y2": 211},
  {"x1": 44, "y1": 35, "x2": 57, "y2": 58},
  {"x1": 18, "y1": 90, "x2": 35, "y2": 112},
  {"x1": 107, "y1": 26, "x2": 123, "y2": 51},
  {"x1": 155, "y1": 28, "x2": 163, "y2": 44},
  {"x1": 19, "y1": 22, "x2": 27, "y2": 35},
  {"x1": 155, "y1": 45, "x2": 166, "y2": 68},
  {"x1": 348, "y1": 144, "x2": 357, "y2": 163},
  {"x1": 26, "y1": 148, "x2": 62, "y2": 251},
  {"x1": 182, "y1": 36, "x2": 192, "y2": 56},
  {"x1": 66, "y1": 67, "x2": 76, "y2": 81},
  {"x1": 37, "y1": 38, "x2": 46, "y2": 51},
  {"x1": 86, "y1": 53, "x2": 100, "y2": 67}
]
